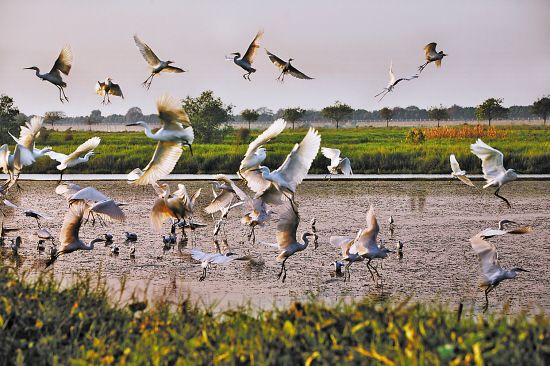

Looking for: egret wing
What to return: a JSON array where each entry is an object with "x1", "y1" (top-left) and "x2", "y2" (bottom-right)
[
  {"x1": 150, "y1": 198, "x2": 174, "y2": 232},
  {"x1": 162, "y1": 66, "x2": 185, "y2": 73},
  {"x1": 241, "y1": 169, "x2": 271, "y2": 194},
  {"x1": 134, "y1": 34, "x2": 161, "y2": 67},
  {"x1": 128, "y1": 141, "x2": 182, "y2": 185},
  {"x1": 424, "y1": 43, "x2": 437, "y2": 56},
  {"x1": 243, "y1": 30, "x2": 263, "y2": 65},
  {"x1": 55, "y1": 183, "x2": 82, "y2": 200},
  {"x1": 321, "y1": 147, "x2": 341, "y2": 163},
  {"x1": 388, "y1": 60, "x2": 396, "y2": 85},
  {"x1": 95, "y1": 82, "x2": 105, "y2": 96},
  {"x1": 157, "y1": 95, "x2": 190, "y2": 129},
  {"x1": 50, "y1": 46, "x2": 72, "y2": 76},
  {"x1": 470, "y1": 139, "x2": 506, "y2": 180},
  {"x1": 449, "y1": 154, "x2": 462, "y2": 174},
  {"x1": 266, "y1": 50, "x2": 286, "y2": 70},
  {"x1": 276, "y1": 203, "x2": 299, "y2": 250},
  {"x1": 244, "y1": 119, "x2": 286, "y2": 160},
  {"x1": 59, "y1": 202, "x2": 85, "y2": 248},
  {"x1": 66, "y1": 137, "x2": 101, "y2": 162},
  {"x1": 204, "y1": 190, "x2": 234, "y2": 214},
  {"x1": 274, "y1": 128, "x2": 321, "y2": 191},
  {"x1": 354, "y1": 206, "x2": 379, "y2": 254},
  {"x1": 16, "y1": 116, "x2": 43, "y2": 149},
  {"x1": 288, "y1": 64, "x2": 313, "y2": 80},
  {"x1": 456, "y1": 175, "x2": 475, "y2": 187},
  {"x1": 340, "y1": 157, "x2": 353, "y2": 176},
  {"x1": 109, "y1": 83, "x2": 124, "y2": 97},
  {"x1": 45, "y1": 150, "x2": 68, "y2": 163},
  {"x1": 90, "y1": 199, "x2": 125, "y2": 222},
  {"x1": 14, "y1": 144, "x2": 35, "y2": 168},
  {"x1": 470, "y1": 236, "x2": 501, "y2": 281},
  {"x1": 70, "y1": 186, "x2": 109, "y2": 202},
  {"x1": 0, "y1": 145, "x2": 9, "y2": 173}
]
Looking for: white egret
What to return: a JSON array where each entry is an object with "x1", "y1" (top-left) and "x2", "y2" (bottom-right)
[
  {"x1": 418, "y1": 43, "x2": 447, "y2": 73},
  {"x1": 127, "y1": 96, "x2": 193, "y2": 185},
  {"x1": 241, "y1": 126, "x2": 321, "y2": 208},
  {"x1": 24, "y1": 46, "x2": 73, "y2": 102},
  {"x1": 134, "y1": 34, "x2": 185, "y2": 89},
  {"x1": 266, "y1": 50, "x2": 313, "y2": 82},
  {"x1": 470, "y1": 139, "x2": 517, "y2": 208},
  {"x1": 150, "y1": 183, "x2": 201, "y2": 234},
  {"x1": 3, "y1": 199, "x2": 50, "y2": 228},
  {"x1": 9, "y1": 116, "x2": 52, "y2": 161},
  {"x1": 0, "y1": 144, "x2": 34, "y2": 191},
  {"x1": 239, "y1": 119, "x2": 287, "y2": 177},
  {"x1": 475, "y1": 219, "x2": 532, "y2": 239},
  {"x1": 46, "y1": 137, "x2": 101, "y2": 182},
  {"x1": 227, "y1": 31, "x2": 263, "y2": 81},
  {"x1": 265, "y1": 203, "x2": 316, "y2": 283},
  {"x1": 46, "y1": 203, "x2": 106, "y2": 267},
  {"x1": 450, "y1": 154, "x2": 475, "y2": 187},
  {"x1": 95, "y1": 78, "x2": 124, "y2": 104},
  {"x1": 470, "y1": 236, "x2": 529, "y2": 311},
  {"x1": 321, "y1": 147, "x2": 353, "y2": 177},
  {"x1": 191, "y1": 248, "x2": 250, "y2": 281},
  {"x1": 374, "y1": 60, "x2": 418, "y2": 101}
]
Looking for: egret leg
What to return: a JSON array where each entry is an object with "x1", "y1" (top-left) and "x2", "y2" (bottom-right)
[
  {"x1": 199, "y1": 267, "x2": 207, "y2": 281},
  {"x1": 418, "y1": 62, "x2": 429, "y2": 73},
  {"x1": 494, "y1": 187, "x2": 511, "y2": 209},
  {"x1": 366, "y1": 258, "x2": 376, "y2": 282},
  {"x1": 35, "y1": 217, "x2": 41, "y2": 229},
  {"x1": 60, "y1": 87, "x2": 69, "y2": 102},
  {"x1": 483, "y1": 286, "x2": 494, "y2": 312},
  {"x1": 56, "y1": 86, "x2": 64, "y2": 103},
  {"x1": 277, "y1": 258, "x2": 288, "y2": 282}
]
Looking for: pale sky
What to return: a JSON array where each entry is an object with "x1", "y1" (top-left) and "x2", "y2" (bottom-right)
[{"x1": 1, "y1": 0, "x2": 549, "y2": 117}]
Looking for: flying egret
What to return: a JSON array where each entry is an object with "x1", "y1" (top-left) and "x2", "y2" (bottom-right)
[
  {"x1": 470, "y1": 139, "x2": 517, "y2": 208},
  {"x1": 24, "y1": 46, "x2": 73, "y2": 102},
  {"x1": 450, "y1": 154, "x2": 475, "y2": 187},
  {"x1": 0, "y1": 144, "x2": 35, "y2": 190},
  {"x1": 470, "y1": 236, "x2": 529, "y2": 312},
  {"x1": 3, "y1": 199, "x2": 50, "y2": 228},
  {"x1": 191, "y1": 248, "x2": 250, "y2": 281},
  {"x1": 227, "y1": 31, "x2": 263, "y2": 81},
  {"x1": 95, "y1": 78, "x2": 124, "y2": 104},
  {"x1": 46, "y1": 137, "x2": 101, "y2": 182},
  {"x1": 204, "y1": 174, "x2": 240, "y2": 215},
  {"x1": 9, "y1": 116, "x2": 52, "y2": 161},
  {"x1": 266, "y1": 50, "x2": 313, "y2": 82},
  {"x1": 418, "y1": 43, "x2": 447, "y2": 73},
  {"x1": 474, "y1": 220, "x2": 532, "y2": 239},
  {"x1": 127, "y1": 96, "x2": 193, "y2": 185},
  {"x1": 58, "y1": 185, "x2": 126, "y2": 225},
  {"x1": 46, "y1": 203, "x2": 106, "y2": 267},
  {"x1": 374, "y1": 61, "x2": 418, "y2": 101},
  {"x1": 239, "y1": 119, "x2": 287, "y2": 177},
  {"x1": 150, "y1": 183, "x2": 201, "y2": 235},
  {"x1": 241, "y1": 126, "x2": 321, "y2": 208},
  {"x1": 228, "y1": 180, "x2": 272, "y2": 243},
  {"x1": 321, "y1": 147, "x2": 353, "y2": 177},
  {"x1": 134, "y1": 34, "x2": 185, "y2": 89},
  {"x1": 265, "y1": 203, "x2": 316, "y2": 283}
]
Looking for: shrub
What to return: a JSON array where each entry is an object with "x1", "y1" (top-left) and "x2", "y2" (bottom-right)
[
  {"x1": 235, "y1": 128, "x2": 250, "y2": 145},
  {"x1": 406, "y1": 128, "x2": 425, "y2": 144}
]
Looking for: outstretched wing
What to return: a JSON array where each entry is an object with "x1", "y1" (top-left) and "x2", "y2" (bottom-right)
[
  {"x1": 470, "y1": 139, "x2": 506, "y2": 181},
  {"x1": 276, "y1": 203, "x2": 299, "y2": 250},
  {"x1": 109, "y1": 83, "x2": 124, "y2": 98},
  {"x1": 95, "y1": 82, "x2": 106, "y2": 96},
  {"x1": 128, "y1": 141, "x2": 182, "y2": 185},
  {"x1": 150, "y1": 198, "x2": 174, "y2": 231},
  {"x1": 89, "y1": 199, "x2": 125, "y2": 222},
  {"x1": 424, "y1": 42, "x2": 437, "y2": 56},
  {"x1": 388, "y1": 60, "x2": 396, "y2": 85},
  {"x1": 157, "y1": 94, "x2": 190, "y2": 129},
  {"x1": 340, "y1": 157, "x2": 353, "y2": 176},
  {"x1": 449, "y1": 154, "x2": 462, "y2": 174},
  {"x1": 266, "y1": 50, "x2": 286, "y2": 70},
  {"x1": 470, "y1": 236, "x2": 501, "y2": 282},
  {"x1": 354, "y1": 205, "x2": 379, "y2": 254},
  {"x1": 14, "y1": 116, "x2": 44, "y2": 149},
  {"x1": 274, "y1": 128, "x2": 321, "y2": 192},
  {"x1": 134, "y1": 34, "x2": 161, "y2": 67},
  {"x1": 330, "y1": 235, "x2": 355, "y2": 258},
  {"x1": 70, "y1": 186, "x2": 109, "y2": 203},
  {"x1": 243, "y1": 30, "x2": 263, "y2": 65},
  {"x1": 321, "y1": 147, "x2": 341, "y2": 167},
  {"x1": 50, "y1": 46, "x2": 73, "y2": 76},
  {"x1": 59, "y1": 202, "x2": 85, "y2": 248},
  {"x1": 288, "y1": 64, "x2": 313, "y2": 80},
  {"x1": 204, "y1": 190, "x2": 234, "y2": 214},
  {"x1": 245, "y1": 119, "x2": 286, "y2": 158},
  {"x1": 162, "y1": 66, "x2": 185, "y2": 73},
  {"x1": 67, "y1": 137, "x2": 101, "y2": 161}
]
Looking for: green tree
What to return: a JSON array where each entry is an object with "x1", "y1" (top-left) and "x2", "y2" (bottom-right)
[
  {"x1": 532, "y1": 96, "x2": 550, "y2": 125},
  {"x1": 240, "y1": 108, "x2": 259, "y2": 130},
  {"x1": 428, "y1": 105, "x2": 450, "y2": 128},
  {"x1": 321, "y1": 101, "x2": 353, "y2": 129},
  {"x1": 182, "y1": 90, "x2": 233, "y2": 143},
  {"x1": 282, "y1": 107, "x2": 306, "y2": 129},
  {"x1": 379, "y1": 107, "x2": 393, "y2": 127},
  {"x1": 0, "y1": 94, "x2": 20, "y2": 123},
  {"x1": 44, "y1": 111, "x2": 66, "y2": 128},
  {"x1": 475, "y1": 98, "x2": 507, "y2": 126}
]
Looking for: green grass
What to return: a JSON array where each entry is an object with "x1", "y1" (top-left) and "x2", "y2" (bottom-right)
[
  {"x1": 5, "y1": 125, "x2": 550, "y2": 174},
  {"x1": 0, "y1": 260, "x2": 549, "y2": 365}
]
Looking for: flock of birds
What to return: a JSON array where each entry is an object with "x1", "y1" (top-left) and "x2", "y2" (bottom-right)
[
  {"x1": 1, "y1": 33, "x2": 533, "y2": 312},
  {"x1": 22, "y1": 33, "x2": 446, "y2": 104}
]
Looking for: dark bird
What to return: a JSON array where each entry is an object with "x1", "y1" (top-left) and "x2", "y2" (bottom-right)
[
  {"x1": 95, "y1": 78, "x2": 124, "y2": 104},
  {"x1": 418, "y1": 42, "x2": 447, "y2": 73},
  {"x1": 266, "y1": 50, "x2": 313, "y2": 82}
]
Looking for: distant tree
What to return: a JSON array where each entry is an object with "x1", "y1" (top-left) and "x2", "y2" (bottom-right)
[
  {"x1": 125, "y1": 107, "x2": 144, "y2": 123},
  {"x1": 44, "y1": 111, "x2": 66, "y2": 128},
  {"x1": 90, "y1": 110, "x2": 103, "y2": 123},
  {"x1": 282, "y1": 107, "x2": 306, "y2": 129},
  {"x1": 475, "y1": 98, "x2": 507, "y2": 126},
  {"x1": 428, "y1": 105, "x2": 450, "y2": 127},
  {"x1": 321, "y1": 101, "x2": 353, "y2": 129},
  {"x1": 240, "y1": 108, "x2": 259, "y2": 130},
  {"x1": 532, "y1": 96, "x2": 550, "y2": 125},
  {"x1": 379, "y1": 107, "x2": 393, "y2": 127},
  {"x1": 0, "y1": 94, "x2": 20, "y2": 123},
  {"x1": 183, "y1": 90, "x2": 233, "y2": 143}
]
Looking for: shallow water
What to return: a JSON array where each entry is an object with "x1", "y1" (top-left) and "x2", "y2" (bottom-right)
[{"x1": 2, "y1": 180, "x2": 549, "y2": 313}]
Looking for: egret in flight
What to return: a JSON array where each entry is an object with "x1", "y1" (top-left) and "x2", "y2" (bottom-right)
[
  {"x1": 46, "y1": 137, "x2": 101, "y2": 182},
  {"x1": 470, "y1": 139, "x2": 517, "y2": 208},
  {"x1": 24, "y1": 46, "x2": 73, "y2": 102},
  {"x1": 134, "y1": 34, "x2": 185, "y2": 89},
  {"x1": 227, "y1": 31, "x2": 263, "y2": 81},
  {"x1": 374, "y1": 60, "x2": 418, "y2": 102},
  {"x1": 418, "y1": 42, "x2": 447, "y2": 73},
  {"x1": 127, "y1": 95, "x2": 193, "y2": 185},
  {"x1": 474, "y1": 219, "x2": 532, "y2": 239},
  {"x1": 0, "y1": 144, "x2": 34, "y2": 191},
  {"x1": 449, "y1": 154, "x2": 475, "y2": 187},
  {"x1": 9, "y1": 116, "x2": 52, "y2": 161},
  {"x1": 266, "y1": 50, "x2": 313, "y2": 82},
  {"x1": 265, "y1": 203, "x2": 317, "y2": 283},
  {"x1": 95, "y1": 78, "x2": 124, "y2": 104},
  {"x1": 470, "y1": 236, "x2": 528, "y2": 312},
  {"x1": 3, "y1": 199, "x2": 50, "y2": 228},
  {"x1": 150, "y1": 183, "x2": 201, "y2": 235},
  {"x1": 191, "y1": 248, "x2": 250, "y2": 281},
  {"x1": 321, "y1": 147, "x2": 353, "y2": 177}
]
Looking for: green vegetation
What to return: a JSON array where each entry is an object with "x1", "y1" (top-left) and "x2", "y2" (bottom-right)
[
  {"x1": 183, "y1": 90, "x2": 233, "y2": 143},
  {"x1": 532, "y1": 96, "x2": 550, "y2": 125},
  {"x1": 476, "y1": 98, "x2": 508, "y2": 126},
  {"x1": 0, "y1": 261, "x2": 548, "y2": 365},
  {"x1": 282, "y1": 107, "x2": 306, "y2": 129},
  {"x1": 240, "y1": 109, "x2": 259, "y2": 130},
  {"x1": 321, "y1": 101, "x2": 354, "y2": 129},
  {"x1": 428, "y1": 105, "x2": 450, "y2": 128},
  {"x1": 19, "y1": 125, "x2": 550, "y2": 175},
  {"x1": 379, "y1": 107, "x2": 393, "y2": 128}
]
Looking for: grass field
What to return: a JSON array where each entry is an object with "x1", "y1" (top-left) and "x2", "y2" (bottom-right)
[
  {"x1": 9, "y1": 124, "x2": 550, "y2": 174},
  {"x1": 0, "y1": 260, "x2": 548, "y2": 365}
]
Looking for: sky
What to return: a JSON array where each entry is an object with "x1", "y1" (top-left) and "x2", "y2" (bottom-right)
[{"x1": 1, "y1": 0, "x2": 549, "y2": 117}]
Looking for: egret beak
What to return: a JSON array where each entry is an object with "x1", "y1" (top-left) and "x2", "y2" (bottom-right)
[
  {"x1": 516, "y1": 268, "x2": 529, "y2": 272},
  {"x1": 126, "y1": 123, "x2": 138, "y2": 127}
]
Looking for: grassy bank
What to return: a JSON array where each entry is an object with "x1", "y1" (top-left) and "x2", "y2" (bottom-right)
[
  {"x1": 0, "y1": 262, "x2": 549, "y2": 365},
  {"x1": 7, "y1": 125, "x2": 550, "y2": 174}
]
